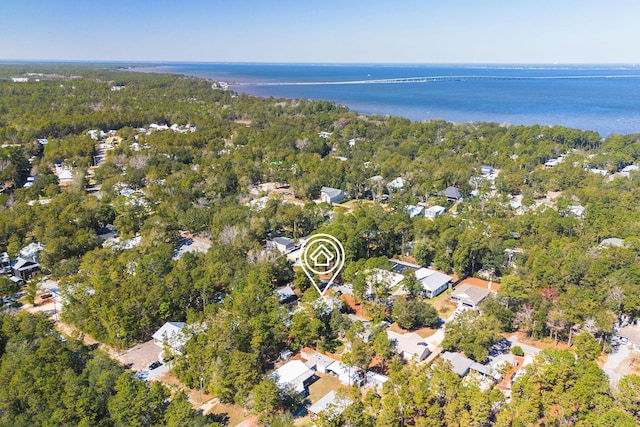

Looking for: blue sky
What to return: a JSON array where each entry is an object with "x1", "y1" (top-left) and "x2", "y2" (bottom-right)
[{"x1": 2, "y1": 0, "x2": 640, "y2": 63}]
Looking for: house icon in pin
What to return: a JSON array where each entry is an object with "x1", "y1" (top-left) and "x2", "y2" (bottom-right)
[{"x1": 310, "y1": 244, "x2": 335, "y2": 267}]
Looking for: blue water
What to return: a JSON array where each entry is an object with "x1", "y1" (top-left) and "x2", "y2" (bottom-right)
[{"x1": 138, "y1": 63, "x2": 640, "y2": 136}]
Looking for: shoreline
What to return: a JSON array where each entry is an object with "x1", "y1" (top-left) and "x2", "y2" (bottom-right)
[{"x1": 121, "y1": 64, "x2": 640, "y2": 136}]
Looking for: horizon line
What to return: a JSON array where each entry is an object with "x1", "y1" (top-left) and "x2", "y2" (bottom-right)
[{"x1": 0, "y1": 59, "x2": 639, "y2": 67}]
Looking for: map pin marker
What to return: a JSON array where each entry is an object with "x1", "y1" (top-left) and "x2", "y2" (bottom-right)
[{"x1": 301, "y1": 233, "x2": 345, "y2": 297}]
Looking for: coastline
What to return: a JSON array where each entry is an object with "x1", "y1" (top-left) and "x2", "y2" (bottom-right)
[{"x1": 121, "y1": 64, "x2": 640, "y2": 136}]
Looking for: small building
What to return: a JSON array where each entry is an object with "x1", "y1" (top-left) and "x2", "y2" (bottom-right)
[
  {"x1": 366, "y1": 371, "x2": 390, "y2": 390},
  {"x1": 424, "y1": 205, "x2": 446, "y2": 220},
  {"x1": 304, "y1": 352, "x2": 336, "y2": 374},
  {"x1": 276, "y1": 285, "x2": 297, "y2": 303},
  {"x1": 267, "y1": 236, "x2": 296, "y2": 253},
  {"x1": 272, "y1": 360, "x2": 317, "y2": 395},
  {"x1": 415, "y1": 268, "x2": 452, "y2": 298},
  {"x1": 318, "y1": 131, "x2": 332, "y2": 139},
  {"x1": 11, "y1": 257, "x2": 40, "y2": 280},
  {"x1": 152, "y1": 322, "x2": 187, "y2": 353},
  {"x1": 308, "y1": 390, "x2": 352, "y2": 418},
  {"x1": 326, "y1": 361, "x2": 362, "y2": 386},
  {"x1": 441, "y1": 351, "x2": 474, "y2": 377},
  {"x1": 320, "y1": 187, "x2": 347, "y2": 205},
  {"x1": 386, "y1": 330, "x2": 431, "y2": 362},
  {"x1": 481, "y1": 165, "x2": 494, "y2": 176},
  {"x1": 450, "y1": 284, "x2": 490, "y2": 310},
  {"x1": 440, "y1": 186, "x2": 463, "y2": 202}
]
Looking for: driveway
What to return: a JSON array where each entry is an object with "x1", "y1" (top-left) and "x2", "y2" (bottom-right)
[
  {"x1": 507, "y1": 335, "x2": 542, "y2": 357},
  {"x1": 117, "y1": 339, "x2": 162, "y2": 371},
  {"x1": 603, "y1": 344, "x2": 634, "y2": 387}
]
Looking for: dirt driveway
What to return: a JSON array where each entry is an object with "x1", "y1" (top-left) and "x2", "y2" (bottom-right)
[{"x1": 117, "y1": 339, "x2": 162, "y2": 371}]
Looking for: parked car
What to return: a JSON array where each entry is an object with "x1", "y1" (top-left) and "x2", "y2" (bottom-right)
[{"x1": 148, "y1": 361, "x2": 162, "y2": 370}]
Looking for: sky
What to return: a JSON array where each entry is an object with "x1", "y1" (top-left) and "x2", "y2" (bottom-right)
[{"x1": 2, "y1": 0, "x2": 640, "y2": 64}]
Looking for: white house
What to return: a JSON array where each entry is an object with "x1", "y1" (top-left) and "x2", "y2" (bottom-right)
[
  {"x1": 272, "y1": 360, "x2": 316, "y2": 395},
  {"x1": 415, "y1": 268, "x2": 452, "y2": 298},
  {"x1": 308, "y1": 391, "x2": 352, "y2": 418},
  {"x1": 387, "y1": 177, "x2": 405, "y2": 191},
  {"x1": 267, "y1": 237, "x2": 296, "y2": 253},
  {"x1": 404, "y1": 205, "x2": 424, "y2": 218},
  {"x1": 304, "y1": 352, "x2": 336, "y2": 374},
  {"x1": 481, "y1": 165, "x2": 494, "y2": 176},
  {"x1": 152, "y1": 322, "x2": 188, "y2": 353},
  {"x1": 425, "y1": 205, "x2": 446, "y2": 220},
  {"x1": 386, "y1": 330, "x2": 431, "y2": 362},
  {"x1": 320, "y1": 187, "x2": 347, "y2": 204},
  {"x1": 326, "y1": 361, "x2": 362, "y2": 386}
]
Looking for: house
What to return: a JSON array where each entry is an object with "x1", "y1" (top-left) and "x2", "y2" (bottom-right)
[
  {"x1": 272, "y1": 360, "x2": 317, "y2": 395},
  {"x1": 267, "y1": 236, "x2": 296, "y2": 253},
  {"x1": 622, "y1": 164, "x2": 639, "y2": 173},
  {"x1": 11, "y1": 257, "x2": 40, "y2": 280},
  {"x1": 54, "y1": 164, "x2": 74, "y2": 184},
  {"x1": 0, "y1": 252, "x2": 10, "y2": 268},
  {"x1": 450, "y1": 284, "x2": 490, "y2": 309},
  {"x1": 387, "y1": 177, "x2": 405, "y2": 191},
  {"x1": 424, "y1": 205, "x2": 446, "y2": 220},
  {"x1": 441, "y1": 351, "x2": 474, "y2": 376},
  {"x1": 366, "y1": 269, "x2": 404, "y2": 296},
  {"x1": 152, "y1": 322, "x2": 188, "y2": 353},
  {"x1": 20, "y1": 242, "x2": 44, "y2": 259},
  {"x1": 566, "y1": 205, "x2": 585, "y2": 219},
  {"x1": 304, "y1": 352, "x2": 336, "y2": 374},
  {"x1": 276, "y1": 285, "x2": 297, "y2": 303},
  {"x1": 386, "y1": 330, "x2": 431, "y2": 362},
  {"x1": 326, "y1": 361, "x2": 363, "y2": 386},
  {"x1": 415, "y1": 268, "x2": 452, "y2": 298},
  {"x1": 318, "y1": 131, "x2": 332, "y2": 139},
  {"x1": 481, "y1": 165, "x2": 494, "y2": 176},
  {"x1": 404, "y1": 205, "x2": 424, "y2": 218},
  {"x1": 308, "y1": 390, "x2": 352, "y2": 418},
  {"x1": 440, "y1": 186, "x2": 463, "y2": 202},
  {"x1": 600, "y1": 237, "x2": 625, "y2": 248},
  {"x1": 470, "y1": 362, "x2": 503, "y2": 382},
  {"x1": 366, "y1": 371, "x2": 390, "y2": 390},
  {"x1": 320, "y1": 187, "x2": 347, "y2": 204}
]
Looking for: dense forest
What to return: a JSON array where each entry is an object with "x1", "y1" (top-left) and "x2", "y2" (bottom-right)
[
  {"x1": 0, "y1": 312, "x2": 217, "y2": 426},
  {"x1": 1, "y1": 65, "x2": 640, "y2": 425}
]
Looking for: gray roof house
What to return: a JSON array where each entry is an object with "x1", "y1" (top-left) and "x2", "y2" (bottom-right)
[
  {"x1": 308, "y1": 390, "x2": 353, "y2": 418},
  {"x1": 320, "y1": 187, "x2": 347, "y2": 205},
  {"x1": 440, "y1": 186, "x2": 463, "y2": 202},
  {"x1": 441, "y1": 351, "x2": 474, "y2": 376},
  {"x1": 387, "y1": 330, "x2": 431, "y2": 362},
  {"x1": 12, "y1": 257, "x2": 40, "y2": 280},
  {"x1": 450, "y1": 284, "x2": 490, "y2": 309},
  {"x1": 415, "y1": 268, "x2": 452, "y2": 298},
  {"x1": 267, "y1": 236, "x2": 296, "y2": 253}
]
